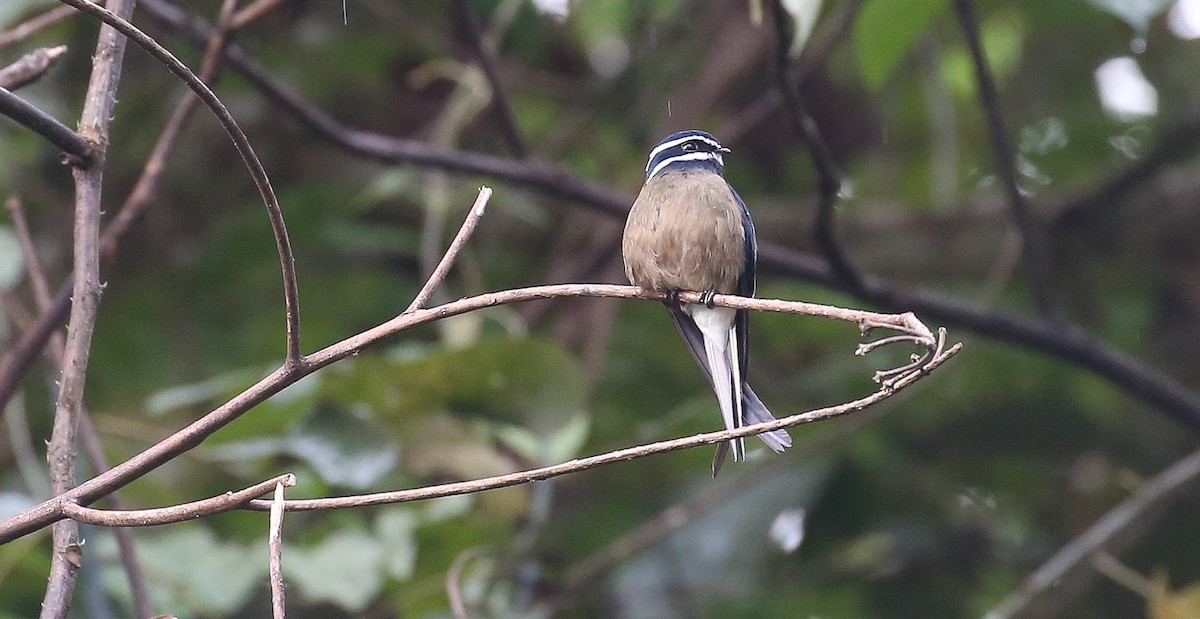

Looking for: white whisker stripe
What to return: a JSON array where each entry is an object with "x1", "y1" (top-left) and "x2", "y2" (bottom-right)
[
  {"x1": 647, "y1": 151, "x2": 723, "y2": 179},
  {"x1": 645, "y1": 134, "x2": 724, "y2": 170}
]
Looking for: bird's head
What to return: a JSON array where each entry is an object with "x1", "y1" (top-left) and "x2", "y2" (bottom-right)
[{"x1": 644, "y1": 129, "x2": 730, "y2": 180}]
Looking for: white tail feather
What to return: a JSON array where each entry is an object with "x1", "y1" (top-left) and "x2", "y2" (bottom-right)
[{"x1": 684, "y1": 304, "x2": 745, "y2": 461}]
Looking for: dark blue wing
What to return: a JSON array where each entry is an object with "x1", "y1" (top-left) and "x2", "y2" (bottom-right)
[{"x1": 731, "y1": 187, "x2": 756, "y2": 380}]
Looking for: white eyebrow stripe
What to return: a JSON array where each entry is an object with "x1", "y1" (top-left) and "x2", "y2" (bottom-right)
[
  {"x1": 647, "y1": 151, "x2": 723, "y2": 179},
  {"x1": 644, "y1": 134, "x2": 724, "y2": 170}
]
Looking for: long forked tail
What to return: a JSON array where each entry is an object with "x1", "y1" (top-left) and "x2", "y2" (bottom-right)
[{"x1": 672, "y1": 304, "x2": 792, "y2": 472}]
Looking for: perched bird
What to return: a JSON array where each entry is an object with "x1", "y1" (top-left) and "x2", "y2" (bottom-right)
[{"x1": 622, "y1": 130, "x2": 791, "y2": 475}]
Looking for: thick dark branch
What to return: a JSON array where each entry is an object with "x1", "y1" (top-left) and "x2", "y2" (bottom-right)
[
  {"x1": 0, "y1": 86, "x2": 92, "y2": 165},
  {"x1": 769, "y1": 0, "x2": 864, "y2": 293},
  {"x1": 759, "y1": 245, "x2": 1200, "y2": 431},
  {"x1": 953, "y1": 0, "x2": 1059, "y2": 318}
]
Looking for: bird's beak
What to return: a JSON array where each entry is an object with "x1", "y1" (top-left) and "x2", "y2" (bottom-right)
[{"x1": 718, "y1": 146, "x2": 731, "y2": 153}]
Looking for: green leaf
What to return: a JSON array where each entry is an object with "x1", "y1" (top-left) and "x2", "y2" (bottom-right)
[
  {"x1": 100, "y1": 527, "x2": 261, "y2": 616},
  {"x1": 209, "y1": 403, "x2": 399, "y2": 490},
  {"x1": 287, "y1": 530, "x2": 386, "y2": 612},
  {"x1": 854, "y1": 0, "x2": 951, "y2": 89}
]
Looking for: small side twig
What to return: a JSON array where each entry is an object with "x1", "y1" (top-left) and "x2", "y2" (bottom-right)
[
  {"x1": 60, "y1": 474, "x2": 296, "y2": 527},
  {"x1": 269, "y1": 480, "x2": 287, "y2": 619},
  {"x1": 0, "y1": 86, "x2": 92, "y2": 165},
  {"x1": 953, "y1": 0, "x2": 1058, "y2": 319},
  {"x1": 0, "y1": 5, "x2": 79, "y2": 49},
  {"x1": 405, "y1": 187, "x2": 492, "y2": 313},
  {"x1": 0, "y1": 45, "x2": 69, "y2": 90}
]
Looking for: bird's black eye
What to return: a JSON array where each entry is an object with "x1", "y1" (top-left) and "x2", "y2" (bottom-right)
[{"x1": 681, "y1": 142, "x2": 697, "y2": 151}]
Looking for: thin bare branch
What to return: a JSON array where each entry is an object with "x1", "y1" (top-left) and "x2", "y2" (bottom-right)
[
  {"x1": 58, "y1": 0, "x2": 303, "y2": 364},
  {"x1": 4, "y1": 198, "x2": 53, "y2": 308},
  {"x1": 0, "y1": 45, "x2": 69, "y2": 90},
  {"x1": 0, "y1": 86, "x2": 92, "y2": 165},
  {"x1": 61, "y1": 474, "x2": 296, "y2": 527},
  {"x1": 406, "y1": 187, "x2": 493, "y2": 313},
  {"x1": 769, "y1": 0, "x2": 863, "y2": 294},
  {"x1": 0, "y1": 5, "x2": 79, "y2": 49},
  {"x1": 985, "y1": 446, "x2": 1200, "y2": 619},
  {"x1": 953, "y1": 0, "x2": 1059, "y2": 318},
  {"x1": 42, "y1": 0, "x2": 137, "y2": 615},
  {"x1": 269, "y1": 480, "x2": 287, "y2": 619},
  {"x1": 241, "y1": 343, "x2": 961, "y2": 513},
  {"x1": 452, "y1": 0, "x2": 527, "y2": 158},
  {"x1": 0, "y1": 284, "x2": 952, "y2": 543}
]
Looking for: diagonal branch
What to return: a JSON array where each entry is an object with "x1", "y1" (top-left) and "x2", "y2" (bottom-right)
[
  {"x1": 985, "y1": 446, "x2": 1200, "y2": 619},
  {"x1": 406, "y1": 187, "x2": 493, "y2": 312},
  {"x1": 953, "y1": 0, "x2": 1059, "y2": 318},
  {"x1": 451, "y1": 0, "x2": 527, "y2": 158},
  {"x1": 0, "y1": 5, "x2": 80, "y2": 49}
]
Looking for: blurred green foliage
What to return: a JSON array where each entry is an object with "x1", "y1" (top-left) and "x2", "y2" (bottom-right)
[{"x1": 2, "y1": 0, "x2": 1200, "y2": 617}]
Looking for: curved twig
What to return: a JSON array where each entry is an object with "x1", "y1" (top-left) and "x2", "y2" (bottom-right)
[{"x1": 57, "y1": 0, "x2": 303, "y2": 364}]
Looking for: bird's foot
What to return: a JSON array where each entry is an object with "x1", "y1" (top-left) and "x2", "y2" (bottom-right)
[{"x1": 700, "y1": 289, "x2": 717, "y2": 308}]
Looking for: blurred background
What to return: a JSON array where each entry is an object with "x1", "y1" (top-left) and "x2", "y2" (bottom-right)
[{"x1": 2, "y1": 0, "x2": 1200, "y2": 617}]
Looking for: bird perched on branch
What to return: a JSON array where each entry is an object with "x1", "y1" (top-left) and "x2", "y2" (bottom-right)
[{"x1": 622, "y1": 129, "x2": 791, "y2": 476}]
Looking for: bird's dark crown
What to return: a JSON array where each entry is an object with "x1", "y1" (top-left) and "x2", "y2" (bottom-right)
[{"x1": 645, "y1": 129, "x2": 730, "y2": 179}]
